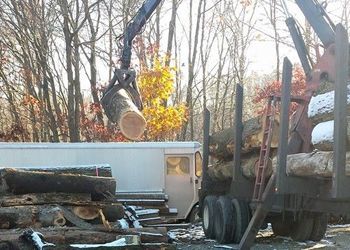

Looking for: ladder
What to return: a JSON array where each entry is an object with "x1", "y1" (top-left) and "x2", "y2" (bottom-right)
[{"x1": 252, "y1": 96, "x2": 278, "y2": 202}]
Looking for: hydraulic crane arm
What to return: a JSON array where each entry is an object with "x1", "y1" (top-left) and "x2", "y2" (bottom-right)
[
  {"x1": 102, "y1": 0, "x2": 162, "y2": 113},
  {"x1": 295, "y1": 0, "x2": 335, "y2": 48}
]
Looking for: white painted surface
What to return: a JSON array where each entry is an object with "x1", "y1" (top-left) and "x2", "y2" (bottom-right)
[{"x1": 0, "y1": 142, "x2": 199, "y2": 193}]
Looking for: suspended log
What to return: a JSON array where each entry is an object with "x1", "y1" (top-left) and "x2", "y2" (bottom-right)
[
  {"x1": 0, "y1": 205, "x2": 66, "y2": 229},
  {"x1": 207, "y1": 152, "x2": 274, "y2": 180},
  {"x1": 209, "y1": 115, "x2": 279, "y2": 160},
  {"x1": 311, "y1": 118, "x2": 350, "y2": 151},
  {"x1": 102, "y1": 87, "x2": 146, "y2": 140},
  {"x1": 0, "y1": 168, "x2": 116, "y2": 198},
  {"x1": 0, "y1": 193, "x2": 91, "y2": 207},
  {"x1": 16, "y1": 164, "x2": 112, "y2": 177},
  {"x1": 308, "y1": 86, "x2": 350, "y2": 124}
]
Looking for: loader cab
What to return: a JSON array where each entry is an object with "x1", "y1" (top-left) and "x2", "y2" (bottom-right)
[{"x1": 164, "y1": 143, "x2": 202, "y2": 221}]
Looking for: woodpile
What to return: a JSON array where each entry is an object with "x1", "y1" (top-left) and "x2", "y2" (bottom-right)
[
  {"x1": 207, "y1": 113, "x2": 278, "y2": 181},
  {"x1": 0, "y1": 165, "x2": 172, "y2": 249}
]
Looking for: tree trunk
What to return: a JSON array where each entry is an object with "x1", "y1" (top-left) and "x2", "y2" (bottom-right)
[
  {"x1": 15, "y1": 164, "x2": 112, "y2": 177},
  {"x1": 0, "y1": 168, "x2": 116, "y2": 198},
  {"x1": 0, "y1": 205, "x2": 66, "y2": 229},
  {"x1": 0, "y1": 193, "x2": 91, "y2": 207},
  {"x1": 102, "y1": 87, "x2": 146, "y2": 140},
  {"x1": 281, "y1": 151, "x2": 350, "y2": 178},
  {"x1": 207, "y1": 151, "x2": 274, "y2": 180},
  {"x1": 312, "y1": 118, "x2": 350, "y2": 151},
  {"x1": 308, "y1": 87, "x2": 350, "y2": 124},
  {"x1": 209, "y1": 116, "x2": 279, "y2": 160}
]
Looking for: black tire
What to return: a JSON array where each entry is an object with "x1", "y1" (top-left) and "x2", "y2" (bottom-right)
[
  {"x1": 202, "y1": 196, "x2": 217, "y2": 239},
  {"x1": 188, "y1": 205, "x2": 200, "y2": 223},
  {"x1": 271, "y1": 217, "x2": 293, "y2": 236},
  {"x1": 290, "y1": 214, "x2": 314, "y2": 241},
  {"x1": 214, "y1": 196, "x2": 234, "y2": 243},
  {"x1": 310, "y1": 213, "x2": 328, "y2": 241},
  {"x1": 231, "y1": 199, "x2": 250, "y2": 244}
]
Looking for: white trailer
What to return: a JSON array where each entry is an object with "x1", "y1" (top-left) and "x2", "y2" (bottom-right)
[{"x1": 0, "y1": 142, "x2": 202, "y2": 220}]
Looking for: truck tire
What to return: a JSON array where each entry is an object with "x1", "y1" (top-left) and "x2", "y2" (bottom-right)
[
  {"x1": 271, "y1": 217, "x2": 293, "y2": 236},
  {"x1": 214, "y1": 196, "x2": 234, "y2": 243},
  {"x1": 231, "y1": 199, "x2": 250, "y2": 244},
  {"x1": 203, "y1": 196, "x2": 217, "y2": 239},
  {"x1": 290, "y1": 214, "x2": 314, "y2": 241},
  {"x1": 310, "y1": 213, "x2": 328, "y2": 241},
  {"x1": 188, "y1": 204, "x2": 200, "y2": 223}
]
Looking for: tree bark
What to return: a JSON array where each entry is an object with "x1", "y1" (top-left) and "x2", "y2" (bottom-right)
[
  {"x1": 0, "y1": 193, "x2": 91, "y2": 207},
  {"x1": 0, "y1": 168, "x2": 116, "y2": 197},
  {"x1": 312, "y1": 118, "x2": 350, "y2": 151},
  {"x1": 102, "y1": 87, "x2": 146, "y2": 140},
  {"x1": 281, "y1": 151, "x2": 350, "y2": 178},
  {"x1": 209, "y1": 116, "x2": 279, "y2": 160},
  {"x1": 15, "y1": 164, "x2": 112, "y2": 177},
  {"x1": 0, "y1": 205, "x2": 66, "y2": 229},
  {"x1": 207, "y1": 152, "x2": 274, "y2": 180}
]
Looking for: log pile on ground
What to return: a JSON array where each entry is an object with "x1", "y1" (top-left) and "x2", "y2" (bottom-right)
[
  {"x1": 207, "y1": 114, "x2": 279, "y2": 180},
  {"x1": 0, "y1": 165, "x2": 171, "y2": 249}
]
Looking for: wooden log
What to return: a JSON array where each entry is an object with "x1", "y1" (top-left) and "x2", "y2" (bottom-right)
[
  {"x1": 0, "y1": 205, "x2": 66, "y2": 229},
  {"x1": 0, "y1": 168, "x2": 116, "y2": 198},
  {"x1": 209, "y1": 116, "x2": 279, "y2": 160},
  {"x1": 102, "y1": 204, "x2": 125, "y2": 222},
  {"x1": 312, "y1": 118, "x2": 350, "y2": 151},
  {"x1": 308, "y1": 86, "x2": 350, "y2": 124},
  {"x1": 72, "y1": 206, "x2": 100, "y2": 220},
  {"x1": 15, "y1": 164, "x2": 112, "y2": 177},
  {"x1": 207, "y1": 152, "x2": 274, "y2": 180},
  {"x1": 102, "y1": 87, "x2": 146, "y2": 140},
  {"x1": 0, "y1": 193, "x2": 91, "y2": 207},
  {"x1": 281, "y1": 151, "x2": 350, "y2": 178}
]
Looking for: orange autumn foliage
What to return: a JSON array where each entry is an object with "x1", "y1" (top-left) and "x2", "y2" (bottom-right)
[
  {"x1": 253, "y1": 66, "x2": 306, "y2": 114},
  {"x1": 138, "y1": 57, "x2": 187, "y2": 140}
]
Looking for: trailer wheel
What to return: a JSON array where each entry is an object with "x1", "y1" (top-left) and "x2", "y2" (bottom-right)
[
  {"x1": 214, "y1": 196, "x2": 234, "y2": 243},
  {"x1": 310, "y1": 213, "x2": 328, "y2": 241},
  {"x1": 271, "y1": 217, "x2": 293, "y2": 236},
  {"x1": 231, "y1": 199, "x2": 250, "y2": 244},
  {"x1": 290, "y1": 214, "x2": 314, "y2": 241},
  {"x1": 202, "y1": 196, "x2": 217, "y2": 239}
]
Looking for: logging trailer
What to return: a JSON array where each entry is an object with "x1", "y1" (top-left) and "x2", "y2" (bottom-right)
[{"x1": 199, "y1": 1, "x2": 350, "y2": 249}]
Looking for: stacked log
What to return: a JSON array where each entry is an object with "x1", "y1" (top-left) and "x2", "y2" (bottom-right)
[{"x1": 207, "y1": 114, "x2": 279, "y2": 180}]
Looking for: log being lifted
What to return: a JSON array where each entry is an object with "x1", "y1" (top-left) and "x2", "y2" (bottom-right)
[
  {"x1": 102, "y1": 86, "x2": 146, "y2": 140},
  {"x1": 0, "y1": 205, "x2": 66, "y2": 229},
  {"x1": 0, "y1": 168, "x2": 116, "y2": 198},
  {"x1": 308, "y1": 84, "x2": 350, "y2": 124},
  {"x1": 312, "y1": 117, "x2": 350, "y2": 151},
  {"x1": 209, "y1": 116, "x2": 279, "y2": 160}
]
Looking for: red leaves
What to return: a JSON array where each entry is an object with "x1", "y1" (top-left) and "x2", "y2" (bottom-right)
[{"x1": 253, "y1": 66, "x2": 306, "y2": 114}]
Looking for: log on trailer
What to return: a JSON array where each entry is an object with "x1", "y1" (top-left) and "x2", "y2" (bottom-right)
[
  {"x1": 308, "y1": 85, "x2": 350, "y2": 124},
  {"x1": 207, "y1": 153, "x2": 274, "y2": 180},
  {"x1": 209, "y1": 116, "x2": 279, "y2": 160},
  {"x1": 0, "y1": 168, "x2": 116, "y2": 198},
  {"x1": 102, "y1": 87, "x2": 146, "y2": 140},
  {"x1": 311, "y1": 118, "x2": 350, "y2": 151},
  {"x1": 282, "y1": 151, "x2": 350, "y2": 178},
  {"x1": 0, "y1": 205, "x2": 66, "y2": 229}
]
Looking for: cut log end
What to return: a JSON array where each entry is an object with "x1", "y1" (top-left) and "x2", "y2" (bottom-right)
[
  {"x1": 73, "y1": 206, "x2": 99, "y2": 220},
  {"x1": 120, "y1": 111, "x2": 146, "y2": 140}
]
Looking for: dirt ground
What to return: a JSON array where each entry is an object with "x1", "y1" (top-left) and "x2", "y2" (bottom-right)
[{"x1": 171, "y1": 224, "x2": 350, "y2": 249}]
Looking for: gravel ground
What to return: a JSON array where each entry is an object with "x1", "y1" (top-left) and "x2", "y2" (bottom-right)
[{"x1": 170, "y1": 223, "x2": 350, "y2": 249}]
